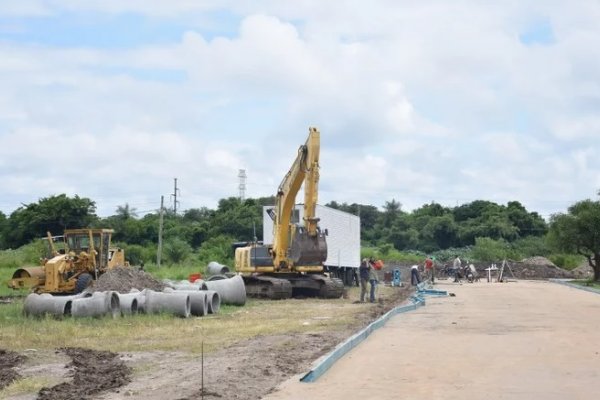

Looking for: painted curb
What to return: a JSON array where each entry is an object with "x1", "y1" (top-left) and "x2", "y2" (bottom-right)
[
  {"x1": 550, "y1": 279, "x2": 600, "y2": 296},
  {"x1": 301, "y1": 288, "x2": 447, "y2": 383}
]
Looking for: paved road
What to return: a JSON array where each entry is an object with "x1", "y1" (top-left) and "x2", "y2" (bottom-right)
[{"x1": 265, "y1": 280, "x2": 600, "y2": 400}]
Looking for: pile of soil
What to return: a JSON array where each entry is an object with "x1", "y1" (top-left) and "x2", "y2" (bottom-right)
[
  {"x1": 572, "y1": 261, "x2": 594, "y2": 279},
  {"x1": 521, "y1": 256, "x2": 557, "y2": 267},
  {"x1": 0, "y1": 349, "x2": 26, "y2": 390},
  {"x1": 38, "y1": 348, "x2": 132, "y2": 400},
  {"x1": 510, "y1": 257, "x2": 573, "y2": 279},
  {"x1": 500, "y1": 263, "x2": 572, "y2": 280},
  {"x1": 91, "y1": 267, "x2": 165, "y2": 293}
]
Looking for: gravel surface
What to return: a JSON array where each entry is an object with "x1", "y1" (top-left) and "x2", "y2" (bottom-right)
[{"x1": 90, "y1": 267, "x2": 165, "y2": 293}]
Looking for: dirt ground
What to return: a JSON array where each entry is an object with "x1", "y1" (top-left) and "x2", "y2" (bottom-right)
[
  {"x1": 0, "y1": 350, "x2": 26, "y2": 390},
  {"x1": 1, "y1": 261, "x2": 581, "y2": 400},
  {"x1": 1, "y1": 286, "x2": 412, "y2": 400},
  {"x1": 265, "y1": 280, "x2": 600, "y2": 400}
]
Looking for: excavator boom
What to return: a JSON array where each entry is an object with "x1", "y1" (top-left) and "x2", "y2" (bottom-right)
[{"x1": 234, "y1": 127, "x2": 342, "y2": 299}]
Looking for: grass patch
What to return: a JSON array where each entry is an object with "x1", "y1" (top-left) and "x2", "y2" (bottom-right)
[
  {"x1": 0, "y1": 376, "x2": 58, "y2": 398},
  {"x1": 0, "y1": 286, "x2": 398, "y2": 354},
  {"x1": 570, "y1": 279, "x2": 600, "y2": 289}
]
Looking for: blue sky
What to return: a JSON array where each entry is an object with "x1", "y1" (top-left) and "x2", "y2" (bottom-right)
[{"x1": 0, "y1": 1, "x2": 599, "y2": 219}]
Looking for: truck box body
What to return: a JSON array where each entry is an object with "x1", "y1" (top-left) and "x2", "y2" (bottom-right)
[{"x1": 262, "y1": 204, "x2": 360, "y2": 285}]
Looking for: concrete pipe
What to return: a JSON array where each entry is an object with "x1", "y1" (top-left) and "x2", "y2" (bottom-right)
[
  {"x1": 207, "y1": 261, "x2": 230, "y2": 276},
  {"x1": 71, "y1": 291, "x2": 121, "y2": 318},
  {"x1": 117, "y1": 292, "x2": 145, "y2": 315},
  {"x1": 204, "y1": 274, "x2": 246, "y2": 306},
  {"x1": 164, "y1": 288, "x2": 208, "y2": 316},
  {"x1": 171, "y1": 281, "x2": 208, "y2": 291},
  {"x1": 144, "y1": 290, "x2": 191, "y2": 318},
  {"x1": 23, "y1": 293, "x2": 80, "y2": 318},
  {"x1": 204, "y1": 290, "x2": 221, "y2": 314}
]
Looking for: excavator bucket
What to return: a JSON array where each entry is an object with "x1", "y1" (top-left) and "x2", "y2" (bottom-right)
[{"x1": 289, "y1": 226, "x2": 327, "y2": 266}]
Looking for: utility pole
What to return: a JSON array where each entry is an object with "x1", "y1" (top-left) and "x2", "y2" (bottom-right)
[
  {"x1": 171, "y1": 178, "x2": 180, "y2": 215},
  {"x1": 157, "y1": 195, "x2": 164, "y2": 268},
  {"x1": 238, "y1": 169, "x2": 247, "y2": 201}
]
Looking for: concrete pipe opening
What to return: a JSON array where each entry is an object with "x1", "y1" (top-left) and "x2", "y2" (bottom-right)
[
  {"x1": 205, "y1": 290, "x2": 221, "y2": 314},
  {"x1": 24, "y1": 293, "x2": 76, "y2": 318},
  {"x1": 207, "y1": 261, "x2": 230, "y2": 276},
  {"x1": 118, "y1": 292, "x2": 143, "y2": 315},
  {"x1": 71, "y1": 291, "x2": 121, "y2": 319},
  {"x1": 204, "y1": 274, "x2": 246, "y2": 306}
]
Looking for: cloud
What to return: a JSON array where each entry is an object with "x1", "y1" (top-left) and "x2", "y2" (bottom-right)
[{"x1": 1, "y1": 1, "x2": 599, "y2": 219}]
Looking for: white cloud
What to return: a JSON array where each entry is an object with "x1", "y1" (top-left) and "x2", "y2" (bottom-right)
[{"x1": 1, "y1": 1, "x2": 600, "y2": 218}]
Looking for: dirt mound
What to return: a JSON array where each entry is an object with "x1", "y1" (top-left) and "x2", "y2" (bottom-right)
[
  {"x1": 501, "y1": 261, "x2": 573, "y2": 280},
  {"x1": 0, "y1": 349, "x2": 27, "y2": 390},
  {"x1": 572, "y1": 261, "x2": 594, "y2": 279},
  {"x1": 38, "y1": 348, "x2": 131, "y2": 400},
  {"x1": 91, "y1": 267, "x2": 165, "y2": 293},
  {"x1": 521, "y1": 256, "x2": 557, "y2": 267}
]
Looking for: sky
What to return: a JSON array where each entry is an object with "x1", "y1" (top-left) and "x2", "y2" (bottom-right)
[{"x1": 0, "y1": 0, "x2": 599, "y2": 219}]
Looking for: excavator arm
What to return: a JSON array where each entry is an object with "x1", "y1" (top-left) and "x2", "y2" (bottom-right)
[
  {"x1": 234, "y1": 127, "x2": 342, "y2": 299},
  {"x1": 272, "y1": 127, "x2": 327, "y2": 270}
]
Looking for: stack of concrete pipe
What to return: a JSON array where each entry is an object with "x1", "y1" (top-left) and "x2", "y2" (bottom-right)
[
  {"x1": 24, "y1": 291, "x2": 120, "y2": 319},
  {"x1": 23, "y1": 288, "x2": 222, "y2": 319}
]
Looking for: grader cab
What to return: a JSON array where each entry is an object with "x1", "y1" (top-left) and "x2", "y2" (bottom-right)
[{"x1": 8, "y1": 228, "x2": 128, "y2": 294}]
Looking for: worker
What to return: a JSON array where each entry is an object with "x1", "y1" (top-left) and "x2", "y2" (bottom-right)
[
  {"x1": 424, "y1": 255, "x2": 434, "y2": 283},
  {"x1": 359, "y1": 258, "x2": 370, "y2": 302},
  {"x1": 368, "y1": 258, "x2": 379, "y2": 303},
  {"x1": 453, "y1": 255, "x2": 462, "y2": 283},
  {"x1": 410, "y1": 265, "x2": 421, "y2": 286}
]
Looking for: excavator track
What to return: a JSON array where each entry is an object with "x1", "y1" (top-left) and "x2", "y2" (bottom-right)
[
  {"x1": 242, "y1": 275, "x2": 293, "y2": 300},
  {"x1": 314, "y1": 276, "x2": 345, "y2": 299}
]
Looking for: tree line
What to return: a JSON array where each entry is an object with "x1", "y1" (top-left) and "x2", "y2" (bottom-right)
[{"x1": 0, "y1": 193, "x2": 598, "y2": 280}]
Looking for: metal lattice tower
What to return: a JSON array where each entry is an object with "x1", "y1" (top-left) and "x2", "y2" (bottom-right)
[{"x1": 238, "y1": 169, "x2": 247, "y2": 200}]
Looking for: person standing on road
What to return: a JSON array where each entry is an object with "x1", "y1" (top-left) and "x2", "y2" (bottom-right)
[
  {"x1": 424, "y1": 256, "x2": 434, "y2": 283},
  {"x1": 368, "y1": 258, "x2": 379, "y2": 303},
  {"x1": 359, "y1": 258, "x2": 370, "y2": 302},
  {"x1": 411, "y1": 265, "x2": 422, "y2": 286},
  {"x1": 453, "y1": 255, "x2": 462, "y2": 283}
]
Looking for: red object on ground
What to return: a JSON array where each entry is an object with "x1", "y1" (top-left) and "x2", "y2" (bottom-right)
[{"x1": 188, "y1": 273, "x2": 202, "y2": 282}]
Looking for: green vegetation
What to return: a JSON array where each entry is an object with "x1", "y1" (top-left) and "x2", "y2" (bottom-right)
[
  {"x1": 548, "y1": 197, "x2": 600, "y2": 280},
  {"x1": 1, "y1": 192, "x2": 596, "y2": 280},
  {"x1": 0, "y1": 286, "x2": 383, "y2": 353}
]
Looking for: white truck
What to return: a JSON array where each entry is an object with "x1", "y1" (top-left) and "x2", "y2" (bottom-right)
[{"x1": 263, "y1": 204, "x2": 360, "y2": 286}]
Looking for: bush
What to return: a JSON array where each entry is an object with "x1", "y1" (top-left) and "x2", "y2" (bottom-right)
[
  {"x1": 0, "y1": 240, "x2": 46, "y2": 270},
  {"x1": 163, "y1": 238, "x2": 192, "y2": 264},
  {"x1": 548, "y1": 254, "x2": 584, "y2": 270},
  {"x1": 469, "y1": 237, "x2": 509, "y2": 262}
]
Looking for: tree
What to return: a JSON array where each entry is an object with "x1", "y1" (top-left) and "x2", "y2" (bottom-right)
[
  {"x1": 4, "y1": 194, "x2": 97, "y2": 248},
  {"x1": 382, "y1": 199, "x2": 402, "y2": 228},
  {"x1": 116, "y1": 203, "x2": 138, "y2": 219},
  {"x1": 548, "y1": 199, "x2": 600, "y2": 281}
]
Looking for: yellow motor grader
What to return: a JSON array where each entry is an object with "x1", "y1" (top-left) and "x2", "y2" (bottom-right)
[{"x1": 8, "y1": 228, "x2": 128, "y2": 294}]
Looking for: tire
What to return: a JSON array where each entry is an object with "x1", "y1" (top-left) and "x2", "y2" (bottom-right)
[{"x1": 75, "y1": 273, "x2": 93, "y2": 294}]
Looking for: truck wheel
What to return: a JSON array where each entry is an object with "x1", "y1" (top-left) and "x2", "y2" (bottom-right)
[{"x1": 75, "y1": 273, "x2": 93, "y2": 294}]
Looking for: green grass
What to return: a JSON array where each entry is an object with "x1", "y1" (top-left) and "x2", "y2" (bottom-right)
[
  {"x1": 570, "y1": 279, "x2": 600, "y2": 289},
  {"x1": 0, "y1": 286, "x2": 394, "y2": 354},
  {"x1": 0, "y1": 376, "x2": 59, "y2": 398}
]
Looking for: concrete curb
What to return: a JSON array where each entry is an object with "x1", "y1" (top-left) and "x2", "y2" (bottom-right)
[
  {"x1": 301, "y1": 293, "x2": 434, "y2": 383},
  {"x1": 550, "y1": 279, "x2": 600, "y2": 296}
]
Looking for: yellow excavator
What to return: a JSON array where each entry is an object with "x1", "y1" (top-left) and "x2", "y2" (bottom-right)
[
  {"x1": 8, "y1": 228, "x2": 128, "y2": 294},
  {"x1": 234, "y1": 127, "x2": 344, "y2": 299}
]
